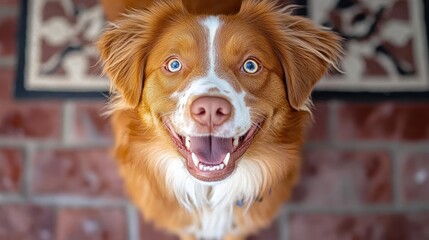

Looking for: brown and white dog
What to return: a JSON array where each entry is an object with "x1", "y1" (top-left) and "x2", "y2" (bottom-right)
[{"x1": 97, "y1": 0, "x2": 342, "y2": 239}]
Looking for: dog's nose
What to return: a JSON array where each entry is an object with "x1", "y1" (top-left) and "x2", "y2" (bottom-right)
[{"x1": 190, "y1": 96, "x2": 232, "y2": 129}]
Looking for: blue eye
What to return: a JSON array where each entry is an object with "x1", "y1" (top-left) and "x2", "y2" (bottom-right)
[
  {"x1": 242, "y1": 59, "x2": 259, "y2": 74},
  {"x1": 166, "y1": 58, "x2": 182, "y2": 72}
]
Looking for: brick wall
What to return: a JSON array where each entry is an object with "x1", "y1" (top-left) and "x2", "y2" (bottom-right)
[{"x1": 1, "y1": 1, "x2": 429, "y2": 239}]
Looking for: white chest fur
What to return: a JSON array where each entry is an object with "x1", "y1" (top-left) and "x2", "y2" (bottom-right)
[
  {"x1": 162, "y1": 156, "x2": 265, "y2": 239},
  {"x1": 193, "y1": 205, "x2": 235, "y2": 239}
]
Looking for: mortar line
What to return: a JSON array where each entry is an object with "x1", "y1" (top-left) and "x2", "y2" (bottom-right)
[
  {"x1": 283, "y1": 203, "x2": 429, "y2": 214},
  {"x1": 327, "y1": 100, "x2": 338, "y2": 145},
  {"x1": 0, "y1": 57, "x2": 16, "y2": 67},
  {"x1": 28, "y1": 195, "x2": 128, "y2": 207},
  {"x1": 305, "y1": 141, "x2": 429, "y2": 151},
  {"x1": 278, "y1": 208, "x2": 289, "y2": 240},
  {"x1": 0, "y1": 139, "x2": 112, "y2": 148},
  {"x1": 62, "y1": 101, "x2": 74, "y2": 145},
  {"x1": 0, "y1": 6, "x2": 17, "y2": 15},
  {"x1": 390, "y1": 144, "x2": 403, "y2": 209},
  {"x1": 22, "y1": 143, "x2": 36, "y2": 199},
  {"x1": 126, "y1": 203, "x2": 140, "y2": 240},
  {"x1": 52, "y1": 204, "x2": 60, "y2": 237},
  {"x1": 0, "y1": 194, "x2": 27, "y2": 204}
]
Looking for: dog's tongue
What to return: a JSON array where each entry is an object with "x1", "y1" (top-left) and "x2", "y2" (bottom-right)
[{"x1": 190, "y1": 136, "x2": 233, "y2": 165}]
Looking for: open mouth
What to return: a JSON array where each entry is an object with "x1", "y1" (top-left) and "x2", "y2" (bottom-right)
[{"x1": 164, "y1": 120, "x2": 261, "y2": 182}]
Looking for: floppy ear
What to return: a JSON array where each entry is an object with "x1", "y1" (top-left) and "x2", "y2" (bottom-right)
[
  {"x1": 97, "y1": 23, "x2": 145, "y2": 108},
  {"x1": 239, "y1": 1, "x2": 342, "y2": 111},
  {"x1": 97, "y1": 0, "x2": 187, "y2": 108},
  {"x1": 277, "y1": 14, "x2": 342, "y2": 110}
]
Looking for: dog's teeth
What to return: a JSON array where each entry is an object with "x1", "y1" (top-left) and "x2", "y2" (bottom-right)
[
  {"x1": 197, "y1": 162, "x2": 227, "y2": 172},
  {"x1": 233, "y1": 137, "x2": 239, "y2": 147},
  {"x1": 223, "y1": 153, "x2": 231, "y2": 166},
  {"x1": 191, "y1": 153, "x2": 199, "y2": 167},
  {"x1": 185, "y1": 136, "x2": 191, "y2": 149}
]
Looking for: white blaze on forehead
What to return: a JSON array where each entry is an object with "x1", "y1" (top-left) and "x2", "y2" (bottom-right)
[
  {"x1": 170, "y1": 16, "x2": 251, "y2": 138},
  {"x1": 202, "y1": 16, "x2": 220, "y2": 74}
]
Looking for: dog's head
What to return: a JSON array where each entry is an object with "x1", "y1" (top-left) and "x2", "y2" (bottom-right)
[{"x1": 98, "y1": 0, "x2": 341, "y2": 186}]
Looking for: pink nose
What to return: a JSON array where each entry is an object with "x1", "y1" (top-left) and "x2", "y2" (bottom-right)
[{"x1": 190, "y1": 96, "x2": 232, "y2": 130}]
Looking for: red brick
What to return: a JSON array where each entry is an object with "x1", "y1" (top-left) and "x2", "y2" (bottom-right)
[
  {"x1": 0, "y1": 68, "x2": 14, "y2": 100},
  {"x1": 248, "y1": 219, "x2": 280, "y2": 240},
  {"x1": 0, "y1": 13, "x2": 17, "y2": 58},
  {"x1": 0, "y1": 148, "x2": 22, "y2": 192},
  {"x1": 292, "y1": 150, "x2": 392, "y2": 205},
  {"x1": 71, "y1": 101, "x2": 112, "y2": 143},
  {"x1": 401, "y1": 152, "x2": 429, "y2": 203},
  {"x1": 139, "y1": 215, "x2": 178, "y2": 240},
  {"x1": 289, "y1": 213, "x2": 429, "y2": 240},
  {"x1": 0, "y1": 204, "x2": 55, "y2": 240},
  {"x1": 31, "y1": 148, "x2": 125, "y2": 198},
  {"x1": 336, "y1": 102, "x2": 429, "y2": 141},
  {"x1": 307, "y1": 102, "x2": 329, "y2": 141},
  {"x1": 56, "y1": 207, "x2": 127, "y2": 240},
  {"x1": 0, "y1": 102, "x2": 61, "y2": 139}
]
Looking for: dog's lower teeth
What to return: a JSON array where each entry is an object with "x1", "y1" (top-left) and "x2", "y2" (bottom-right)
[
  {"x1": 197, "y1": 162, "x2": 226, "y2": 172},
  {"x1": 193, "y1": 153, "x2": 231, "y2": 172}
]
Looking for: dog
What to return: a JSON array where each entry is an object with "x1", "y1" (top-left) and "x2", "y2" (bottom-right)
[{"x1": 97, "y1": 0, "x2": 342, "y2": 239}]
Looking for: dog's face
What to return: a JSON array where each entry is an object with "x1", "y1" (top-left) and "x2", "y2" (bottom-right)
[
  {"x1": 145, "y1": 14, "x2": 290, "y2": 182},
  {"x1": 98, "y1": 0, "x2": 341, "y2": 185}
]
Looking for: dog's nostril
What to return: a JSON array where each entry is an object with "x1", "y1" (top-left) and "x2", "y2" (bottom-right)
[
  {"x1": 216, "y1": 108, "x2": 227, "y2": 116},
  {"x1": 196, "y1": 108, "x2": 206, "y2": 116}
]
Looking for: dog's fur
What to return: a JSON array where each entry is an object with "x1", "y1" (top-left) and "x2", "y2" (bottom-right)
[{"x1": 97, "y1": 0, "x2": 342, "y2": 239}]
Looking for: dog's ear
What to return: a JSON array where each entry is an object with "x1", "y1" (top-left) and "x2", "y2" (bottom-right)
[
  {"x1": 277, "y1": 14, "x2": 342, "y2": 110},
  {"x1": 97, "y1": 0, "x2": 187, "y2": 108},
  {"x1": 239, "y1": 1, "x2": 342, "y2": 111},
  {"x1": 97, "y1": 24, "x2": 144, "y2": 108}
]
